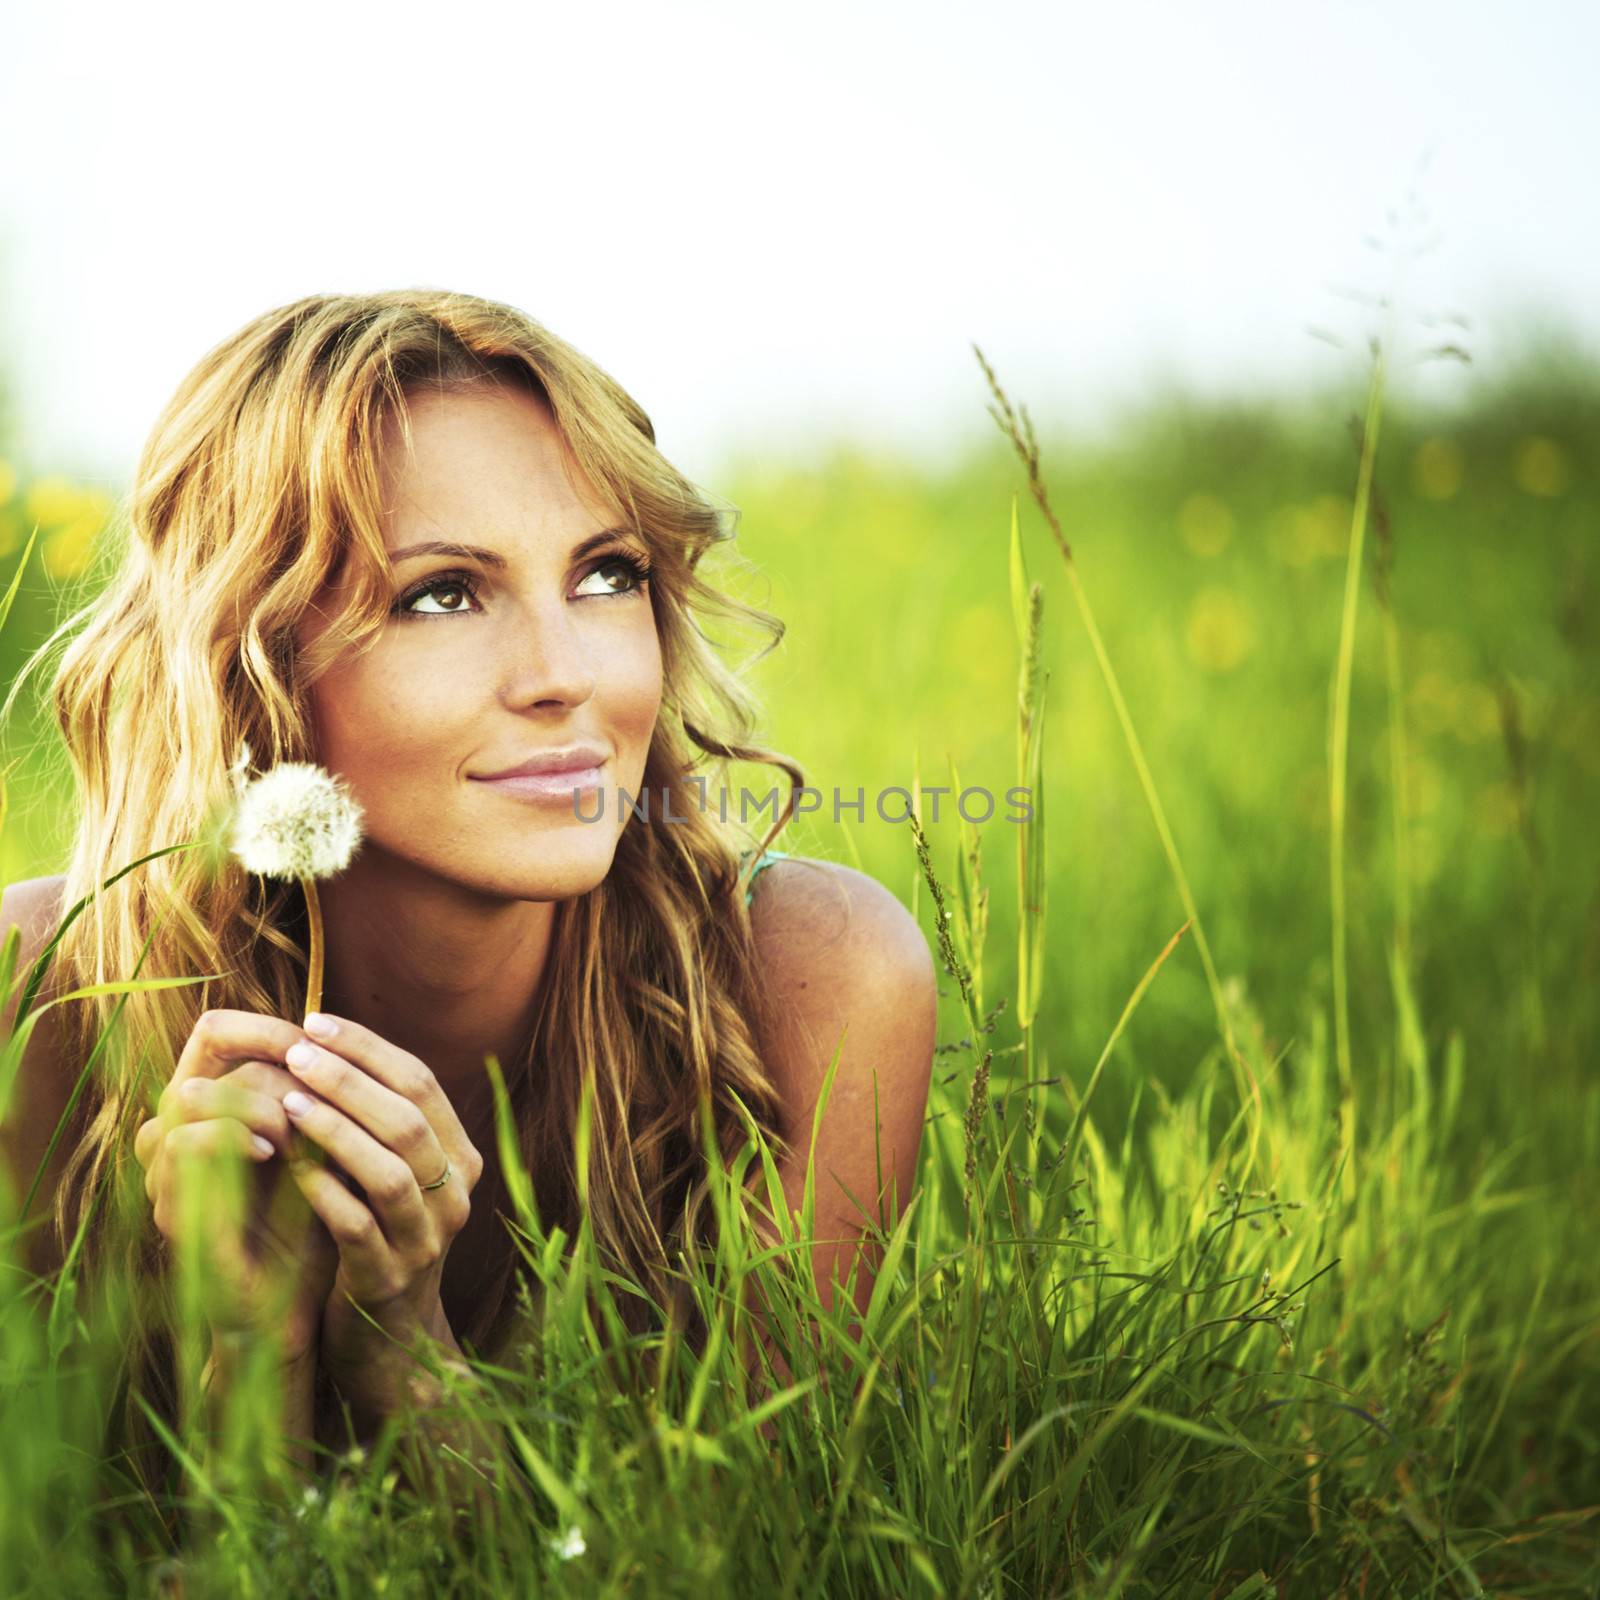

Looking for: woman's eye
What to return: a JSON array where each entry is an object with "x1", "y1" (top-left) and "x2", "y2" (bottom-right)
[
  {"x1": 393, "y1": 572, "x2": 481, "y2": 618},
  {"x1": 575, "y1": 553, "x2": 653, "y2": 599}
]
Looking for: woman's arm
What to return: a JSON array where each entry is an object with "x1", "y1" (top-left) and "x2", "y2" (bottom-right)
[
  {"x1": 736, "y1": 859, "x2": 938, "y2": 1436},
  {"x1": 0, "y1": 876, "x2": 75, "y2": 1286},
  {"x1": 323, "y1": 1305, "x2": 506, "y2": 1526},
  {"x1": 197, "y1": 1331, "x2": 322, "y2": 1487}
]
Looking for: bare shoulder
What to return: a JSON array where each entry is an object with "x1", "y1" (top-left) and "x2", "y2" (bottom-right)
[
  {"x1": 1, "y1": 873, "x2": 70, "y2": 1023},
  {"x1": 1, "y1": 873, "x2": 75, "y2": 1276},
  {"x1": 744, "y1": 854, "x2": 937, "y2": 1200},
  {"x1": 746, "y1": 855, "x2": 934, "y2": 997},
  {"x1": 2, "y1": 873, "x2": 70, "y2": 946}
]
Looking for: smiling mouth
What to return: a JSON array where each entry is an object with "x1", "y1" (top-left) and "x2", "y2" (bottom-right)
[{"x1": 469, "y1": 762, "x2": 608, "y2": 801}]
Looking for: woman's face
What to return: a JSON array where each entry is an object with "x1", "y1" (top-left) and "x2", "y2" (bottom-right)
[{"x1": 296, "y1": 383, "x2": 664, "y2": 903}]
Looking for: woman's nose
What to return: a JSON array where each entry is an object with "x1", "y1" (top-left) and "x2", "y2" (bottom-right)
[{"x1": 496, "y1": 608, "x2": 598, "y2": 708}]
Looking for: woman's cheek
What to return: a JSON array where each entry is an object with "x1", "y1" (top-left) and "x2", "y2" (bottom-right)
[{"x1": 603, "y1": 618, "x2": 661, "y2": 708}]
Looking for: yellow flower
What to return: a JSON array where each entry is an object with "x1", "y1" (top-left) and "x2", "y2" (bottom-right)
[
  {"x1": 42, "y1": 512, "x2": 103, "y2": 580},
  {"x1": 1412, "y1": 438, "x2": 1463, "y2": 500},
  {"x1": 1513, "y1": 437, "x2": 1567, "y2": 497},
  {"x1": 23, "y1": 474, "x2": 89, "y2": 527},
  {"x1": 1266, "y1": 495, "x2": 1351, "y2": 567},
  {"x1": 1184, "y1": 586, "x2": 1255, "y2": 673}
]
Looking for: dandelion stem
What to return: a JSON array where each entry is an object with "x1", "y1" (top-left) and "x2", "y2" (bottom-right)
[{"x1": 303, "y1": 874, "x2": 325, "y2": 1018}]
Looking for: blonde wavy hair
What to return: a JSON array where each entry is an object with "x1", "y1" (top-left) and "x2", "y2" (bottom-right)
[{"x1": 6, "y1": 288, "x2": 806, "y2": 1494}]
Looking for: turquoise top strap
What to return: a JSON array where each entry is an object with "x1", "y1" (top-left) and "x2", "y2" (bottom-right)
[{"x1": 739, "y1": 847, "x2": 790, "y2": 908}]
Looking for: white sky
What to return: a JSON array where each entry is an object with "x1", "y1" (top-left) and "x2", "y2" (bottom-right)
[{"x1": 0, "y1": 0, "x2": 1594, "y2": 490}]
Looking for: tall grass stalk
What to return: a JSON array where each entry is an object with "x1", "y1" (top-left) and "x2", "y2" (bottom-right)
[
  {"x1": 1328, "y1": 323, "x2": 1391, "y2": 1194},
  {"x1": 971, "y1": 344, "x2": 1263, "y2": 1174},
  {"x1": 1009, "y1": 493, "x2": 1050, "y2": 1184}
]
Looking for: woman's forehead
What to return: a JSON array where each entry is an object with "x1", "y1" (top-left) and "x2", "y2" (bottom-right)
[{"x1": 378, "y1": 388, "x2": 613, "y2": 528}]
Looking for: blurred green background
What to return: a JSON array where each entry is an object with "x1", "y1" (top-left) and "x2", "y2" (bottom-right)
[
  {"x1": 2, "y1": 343, "x2": 1594, "y2": 1160},
  {"x1": 716, "y1": 349, "x2": 1594, "y2": 1167}
]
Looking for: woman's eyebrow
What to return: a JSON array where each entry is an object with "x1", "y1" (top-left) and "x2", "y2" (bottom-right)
[{"x1": 388, "y1": 527, "x2": 639, "y2": 568}]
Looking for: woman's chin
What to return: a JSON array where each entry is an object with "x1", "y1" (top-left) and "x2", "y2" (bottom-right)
[{"x1": 495, "y1": 839, "x2": 621, "y2": 897}]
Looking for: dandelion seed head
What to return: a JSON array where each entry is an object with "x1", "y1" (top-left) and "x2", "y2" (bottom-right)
[{"x1": 230, "y1": 759, "x2": 365, "y2": 879}]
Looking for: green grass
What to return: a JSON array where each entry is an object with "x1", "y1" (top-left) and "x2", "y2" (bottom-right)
[{"x1": 1, "y1": 319, "x2": 1596, "y2": 1595}]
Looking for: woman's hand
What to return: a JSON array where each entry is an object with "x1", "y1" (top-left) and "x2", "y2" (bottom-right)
[
  {"x1": 133, "y1": 1010, "x2": 342, "y2": 1366},
  {"x1": 272, "y1": 1012, "x2": 485, "y2": 1408}
]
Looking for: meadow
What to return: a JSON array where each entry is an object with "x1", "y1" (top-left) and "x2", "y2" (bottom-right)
[{"x1": 0, "y1": 316, "x2": 1595, "y2": 1596}]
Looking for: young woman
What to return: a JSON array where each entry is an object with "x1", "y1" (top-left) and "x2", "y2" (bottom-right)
[{"x1": 0, "y1": 289, "x2": 937, "y2": 1488}]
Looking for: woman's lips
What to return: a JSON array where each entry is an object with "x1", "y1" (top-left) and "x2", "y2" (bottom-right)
[{"x1": 470, "y1": 762, "x2": 607, "y2": 803}]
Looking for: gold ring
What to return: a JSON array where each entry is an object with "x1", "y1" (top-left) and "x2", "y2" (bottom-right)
[{"x1": 419, "y1": 1162, "x2": 452, "y2": 1192}]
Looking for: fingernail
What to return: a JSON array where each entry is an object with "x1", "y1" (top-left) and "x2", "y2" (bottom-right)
[
  {"x1": 286, "y1": 1040, "x2": 318, "y2": 1071},
  {"x1": 303, "y1": 1013, "x2": 337, "y2": 1039},
  {"x1": 252, "y1": 1135, "x2": 275, "y2": 1159},
  {"x1": 284, "y1": 1090, "x2": 313, "y2": 1118}
]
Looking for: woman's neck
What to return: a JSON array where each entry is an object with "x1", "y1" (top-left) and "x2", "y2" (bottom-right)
[{"x1": 308, "y1": 856, "x2": 558, "y2": 1112}]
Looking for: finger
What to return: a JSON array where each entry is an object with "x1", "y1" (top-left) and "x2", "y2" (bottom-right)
[
  {"x1": 284, "y1": 1039, "x2": 451, "y2": 1187},
  {"x1": 281, "y1": 1090, "x2": 439, "y2": 1250},
  {"x1": 152, "y1": 1061, "x2": 338, "y2": 1174},
  {"x1": 297, "y1": 1012, "x2": 429, "y2": 1100},
  {"x1": 151, "y1": 1117, "x2": 272, "y2": 1237},
  {"x1": 170, "y1": 1007, "x2": 310, "y2": 1095},
  {"x1": 297, "y1": 1014, "x2": 476, "y2": 1164},
  {"x1": 145, "y1": 1098, "x2": 277, "y2": 1212},
  {"x1": 220, "y1": 1060, "x2": 307, "y2": 1099},
  {"x1": 155, "y1": 1055, "x2": 279, "y2": 1137},
  {"x1": 170, "y1": 1077, "x2": 291, "y2": 1158},
  {"x1": 216, "y1": 1061, "x2": 352, "y2": 1170},
  {"x1": 134, "y1": 1116, "x2": 161, "y2": 1171},
  {"x1": 284, "y1": 1158, "x2": 399, "y2": 1302}
]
